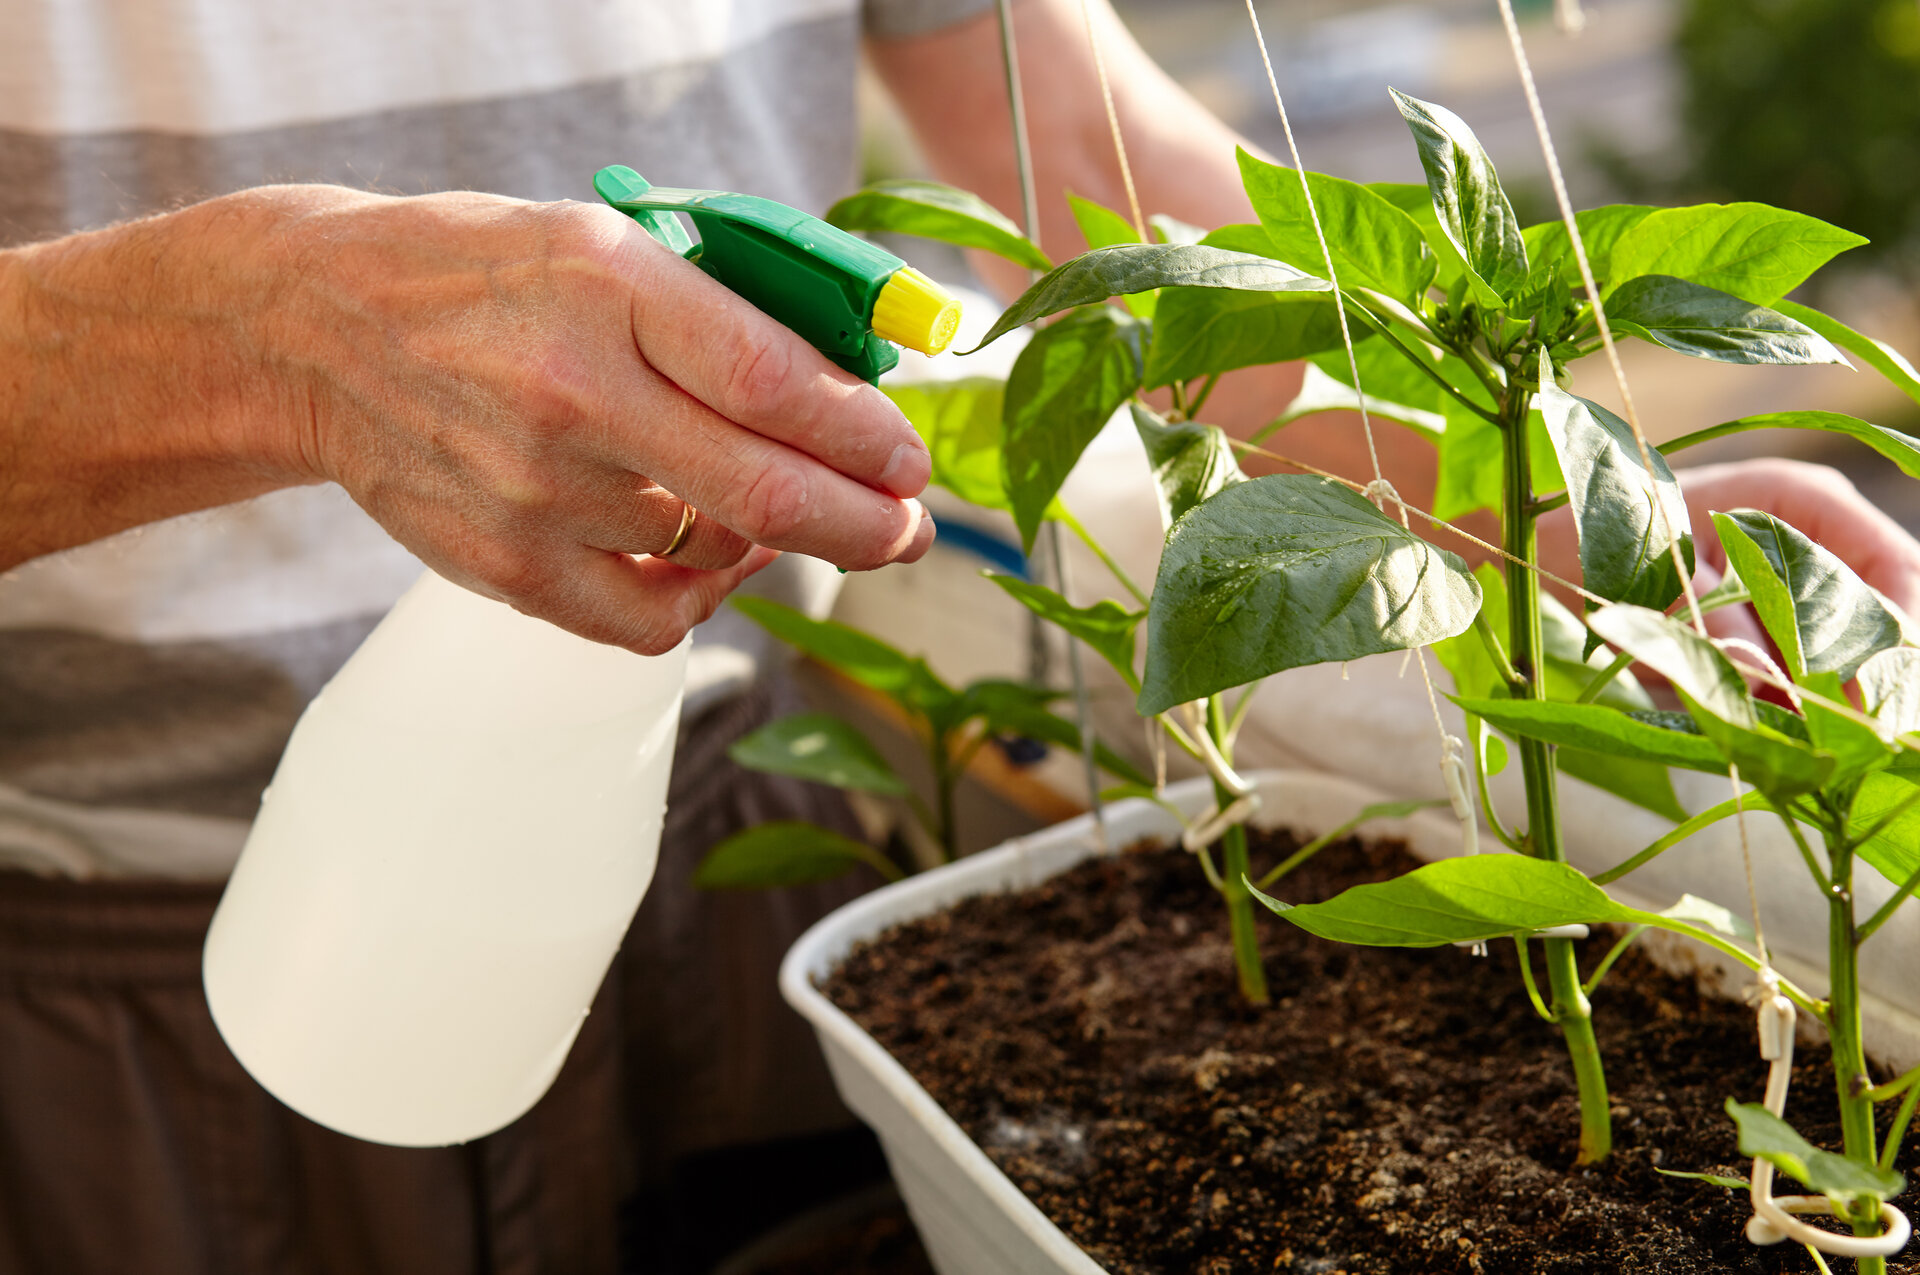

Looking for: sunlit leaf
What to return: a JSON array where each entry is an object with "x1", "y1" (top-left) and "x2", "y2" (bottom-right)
[
  {"x1": 1663, "y1": 410, "x2": 1920, "y2": 480},
  {"x1": 826, "y1": 180, "x2": 1050, "y2": 271},
  {"x1": 733, "y1": 596, "x2": 954, "y2": 719},
  {"x1": 1606, "y1": 203, "x2": 1865, "y2": 306},
  {"x1": 1139, "y1": 476, "x2": 1481, "y2": 713},
  {"x1": 1724, "y1": 1100, "x2": 1905, "y2": 1209},
  {"x1": 1238, "y1": 150, "x2": 1436, "y2": 302},
  {"x1": 1389, "y1": 88, "x2": 1527, "y2": 306},
  {"x1": 986, "y1": 573, "x2": 1143, "y2": 693},
  {"x1": 1606, "y1": 275, "x2": 1848, "y2": 366},
  {"x1": 972, "y1": 244, "x2": 1327, "y2": 350},
  {"x1": 884, "y1": 378, "x2": 1010, "y2": 510},
  {"x1": 1711, "y1": 510, "x2": 1904, "y2": 681}
]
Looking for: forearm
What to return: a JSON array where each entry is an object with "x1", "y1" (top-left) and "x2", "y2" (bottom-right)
[{"x1": 0, "y1": 192, "x2": 318, "y2": 570}]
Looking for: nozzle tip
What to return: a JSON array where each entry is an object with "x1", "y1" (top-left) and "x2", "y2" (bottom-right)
[{"x1": 872, "y1": 267, "x2": 961, "y2": 357}]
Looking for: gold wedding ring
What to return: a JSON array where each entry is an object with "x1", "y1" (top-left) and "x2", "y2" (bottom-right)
[{"x1": 659, "y1": 502, "x2": 697, "y2": 557}]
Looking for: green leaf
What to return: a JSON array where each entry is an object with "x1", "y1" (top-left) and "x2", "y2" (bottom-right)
[
  {"x1": 958, "y1": 677, "x2": 1152, "y2": 787},
  {"x1": 1663, "y1": 410, "x2": 1920, "y2": 481},
  {"x1": 1846, "y1": 771, "x2": 1920, "y2": 890},
  {"x1": 1068, "y1": 193, "x2": 1152, "y2": 319},
  {"x1": 1861, "y1": 648, "x2": 1920, "y2": 737},
  {"x1": 883, "y1": 378, "x2": 1009, "y2": 510},
  {"x1": 1606, "y1": 203, "x2": 1866, "y2": 306},
  {"x1": 1388, "y1": 87, "x2": 1527, "y2": 306},
  {"x1": 1455, "y1": 697, "x2": 1731, "y2": 773},
  {"x1": 1522, "y1": 205, "x2": 1660, "y2": 290},
  {"x1": 1145, "y1": 288, "x2": 1345, "y2": 388},
  {"x1": 1131, "y1": 402, "x2": 1245, "y2": 530},
  {"x1": 1656, "y1": 1168, "x2": 1749, "y2": 1192},
  {"x1": 1432, "y1": 408, "x2": 1566, "y2": 523},
  {"x1": 1536, "y1": 350, "x2": 1694, "y2": 612},
  {"x1": 1774, "y1": 301, "x2": 1920, "y2": 410},
  {"x1": 1724, "y1": 1100, "x2": 1906, "y2": 1209},
  {"x1": 1800, "y1": 670, "x2": 1896, "y2": 789},
  {"x1": 972, "y1": 245, "x2": 1328, "y2": 350},
  {"x1": 732, "y1": 596, "x2": 954, "y2": 719},
  {"x1": 1269, "y1": 361, "x2": 1447, "y2": 441},
  {"x1": 1606, "y1": 275, "x2": 1848, "y2": 366},
  {"x1": 825, "y1": 180, "x2": 1050, "y2": 271},
  {"x1": 1138, "y1": 475, "x2": 1481, "y2": 714},
  {"x1": 1368, "y1": 181, "x2": 1462, "y2": 290},
  {"x1": 1237, "y1": 149, "x2": 1436, "y2": 302},
  {"x1": 695, "y1": 821, "x2": 901, "y2": 889},
  {"x1": 1001, "y1": 307, "x2": 1144, "y2": 552},
  {"x1": 1587, "y1": 604, "x2": 1835, "y2": 800},
  {"x1": 728, "y1": 713, "x2": 907, "y2": 795},
  {"x1": 1711, "y1": 510, "x2": 1905, "y2": 680},
  {"x1": 986, "y1": 573, "x2": 1143, "y2": 693},
  {"x1": 1247, "y1": 853, "x2": 1646, "y2": 946}
]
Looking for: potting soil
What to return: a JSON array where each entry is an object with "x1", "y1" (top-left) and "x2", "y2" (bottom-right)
[{"x1": 825, "y1": 830, "x2": 1919, "y2": 1274}]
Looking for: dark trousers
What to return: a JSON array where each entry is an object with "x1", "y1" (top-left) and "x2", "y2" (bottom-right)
[{"x1": 0, "y1": 681, "x2": 870, "y2": 1275}]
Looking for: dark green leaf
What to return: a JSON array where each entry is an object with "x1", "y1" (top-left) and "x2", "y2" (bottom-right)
[
  {"x1": 1237, "y1": 149, "x2": 1435, "y2": 302},
  {"x1": 1132, "y1": 402, "x2": 1246, "y2": 529},
  {"x1": 1774, "y1": 301, "x2": 1920, "y2": 410},
  {"x1": 1606, "y1": 203, "x2": 1866, "y2": 306},
  {"x1": 1455, "y1": 698, "x2": 1731, "y2": 773},
  {"x1": 1861, "y1": 648, "x2": 1920, "y2": 737},
  {"x1": 1537, "y1": 350, "x2": 1693, "y2": 612},
  {"x1": 972, "y1": 245, "x2": 1327, "y2": 350},
  {"x1": 1606, "y1": 275, "x2": 1848, "y2": 366},
  {"x1": 694, "y1": 821, "x2": 901, "y2": 889},
  {"x1": 1663, "y1": 410, "x2": 1920, "y2": 480},
  {"x1": 1001, "y1": 308, "x2": 1144, "y2": 552},
  {"x1": 1388, "y1": 88, "x2": 1527, "y2": 305},
  {"x1": 1587, "y1": 604, "x2": 1835, "y2": 800},
  {"x1": 958, "y1": 678, "x2": 1152, "y2": 787},
  {"x1": 825, "y1": 180, "x2": 1050, "y2": 271},
  {"x1": 1145, "y1": 289, "x2": 1345, "y2": 388},
  {"x1": 1724, "y1": 1100, "x2": 1906, "y2": 1208},
  {"x1": 732, "y1": 596, "x2": 954, "y2": 718},
  {"x1": 1068, "y1": 193, "x2": 1151, "y2": 318},
  {"x1": 1711, "y1": 510, "x2": 1904, "y2": 680},
  {"x1": 1139, "y1": 475, "x2": 1481, "y2": 713},
  {"x1": 728, "y1": 713, "x2": 906, "y2": 795},
  {"x1": 986, "y1": 573, "x2": 1143, "y2": 692},
  {"x1": 883, "y1": 378, "x2": 1009, "y2": 510}
]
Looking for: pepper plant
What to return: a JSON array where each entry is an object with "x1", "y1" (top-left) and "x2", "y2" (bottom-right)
[{"x1": 821, "y1": 84, "x2": 1920, "y2": 1221}]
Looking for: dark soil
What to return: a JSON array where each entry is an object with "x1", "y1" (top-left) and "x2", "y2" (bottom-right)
[{"x1": 823, "y1": 831, "x2": 1919, "y2": 1274}]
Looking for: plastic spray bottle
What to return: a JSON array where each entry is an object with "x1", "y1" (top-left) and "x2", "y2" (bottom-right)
[{"x1": 201, "y1": 168, "x2": 960, "y2": 1147}]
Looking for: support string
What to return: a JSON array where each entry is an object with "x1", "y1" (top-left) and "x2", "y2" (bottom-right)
[{"x1": 1078, "y1": 0, "x2": 1147, "y2": 240}]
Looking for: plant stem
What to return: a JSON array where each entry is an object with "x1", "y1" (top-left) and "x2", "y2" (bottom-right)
[
  {"x1": 1825, "y1": 833, "x2": 1886, "y2": 1268},
  {"x1": 1591, "y1": 792, "x2": 1772, "y2": 885},
  {"x1": 1501, "y1": 369, "x2": 1612, "y2": 1164},
  {"x1": 1209, "y1": 696, "x2": 1269, "y2": 1005},
  {"x1": 931, "y1": 730, "x2": 959, "y2": 864},
  {"x1": 1057, "y1": 505, "x2": 1150, "y2": 606},
  {"x1": 1574, "y1": 649, "x2": 1634, "y2": 705}
]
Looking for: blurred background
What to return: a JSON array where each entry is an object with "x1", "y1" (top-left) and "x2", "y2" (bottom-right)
[{"x1": 862, "y1": 0, "x2": 1920, "y2": 530}]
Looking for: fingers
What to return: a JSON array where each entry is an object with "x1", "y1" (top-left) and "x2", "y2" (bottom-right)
[
  {"x1": 625, "y1": 241, "x2": 931, "y2": 500},
  {"x1": 569, "y1": 468, "x2": 752, "y2": 570},
  {"x1": 520, "y1": 544, "x2": 783, "y2": 655}
]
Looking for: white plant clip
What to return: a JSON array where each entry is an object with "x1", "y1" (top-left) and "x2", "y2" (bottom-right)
[{"x1": 1742, "y1": 974, "x2": 1913, "y2": 1258}]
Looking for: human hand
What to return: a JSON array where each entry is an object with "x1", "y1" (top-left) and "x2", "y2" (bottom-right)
[{"x1": 246, "y1": 187, "x2": 932, "y2": 653}]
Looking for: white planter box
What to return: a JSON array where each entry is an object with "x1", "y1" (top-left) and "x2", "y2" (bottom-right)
[{"x1": 779, "y1": 770, "x2": 1918, "y2": 1275}]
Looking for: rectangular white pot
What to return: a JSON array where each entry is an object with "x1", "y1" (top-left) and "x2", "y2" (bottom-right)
[{"x1": 778, "y1": 769, "x2": 1917, "y2": 1275}]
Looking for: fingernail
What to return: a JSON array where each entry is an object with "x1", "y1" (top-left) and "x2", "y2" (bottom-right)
[
  {"x1": 882, "y1": 441, "x2": 932, "y2": 498},
  {"x1": 903, "y1": 504, "x2": 936, "y2": 562}
]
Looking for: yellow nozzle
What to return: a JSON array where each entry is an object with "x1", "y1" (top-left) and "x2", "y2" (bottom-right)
[{"x1": 871, "y1": 267, "x2": 961, "y2": 356}]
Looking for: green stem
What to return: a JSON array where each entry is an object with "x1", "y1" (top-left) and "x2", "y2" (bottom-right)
[
  {"x1": 1529, "y1": 490, "x2": 1571, "y2": 517},
  {"x1": 1471, "y1": 724, "x2": 1526, "y2": 851},
  {"x1": 1582, "y1": 925, "x2": 1647, "y2": 998},
  {"x1": 1575, "y1": 649, "x2": 1634, "y2": 705},
  {"x1": 1188, "y1": 371, "x2": 1221, "y2": 418},
  {"x1": 1514, "y1": 937, "x2": 1554, "y2": 1021},
  {"x1": 1209, "y1": 696, "x2": 1269, "y2": 1006},
  {"x1": 1883, "y1": 1075, "x2": 1920, "y2": 1174},
  {"x1": 1592, "y1": 792, "x2": 1773, "y2": 885},
  {"x1": 1472, "y1": 608, "x2": 1526, "y2": 691},
  {"x1": 1864, "y1": 1062, "x2": 1920, "y2": 1104},
  {"x1": 1345, "y1": 303, "x2": 1502, "y2": 425},
  {"x1": 1825, "y1": 834, "x2": 1884, "y2": 1265},
  {"x1": 1057, "y1": 505, "x2": 1149, "y2": 606},
  {"x1": 1858, "y1": 858, "x2": 1920, "y2": 943},
  {"x1": 1502, "y1": 376, "x2": 1612, "y2": 1164}
]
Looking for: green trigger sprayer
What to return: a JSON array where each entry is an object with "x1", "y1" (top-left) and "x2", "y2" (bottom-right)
[
  {"x1": 592, "y1": 165, "x2": 962, "y2": 381},
  {"x1": 200, "y1": 172, "x2": 962, "y2": 1151}
]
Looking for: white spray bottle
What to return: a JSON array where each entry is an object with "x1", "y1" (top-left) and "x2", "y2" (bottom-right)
[{"x1": 201, "y1": 165, "x2": 960, "y2": 1145}]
